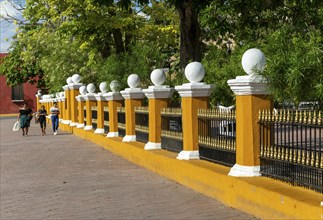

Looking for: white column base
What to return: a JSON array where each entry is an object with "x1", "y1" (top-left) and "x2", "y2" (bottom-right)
[
  {"x1": 107, "y1": 132, "x2": 119, "y2": 137},
  {"x1": 94, "y1": 128, "x2": 105, "y2": 134},
  {"x1": 176, "y1": 150, "x2": 199, "y2": 160},
  {"x1": 76, "y1": 123, "x2": 84, "y2": 128},
  {"x1": 69, "y1": 122, "x2": 78, "y2": 127},
  {"x1": 122, "y1": 135, "x2": 136, "y2": 142},
  {"x1": 62, "y1": 120, "x2": 71, "y2": 125},
  {"x1": 84, "y1": 125, "x2": 93, "y2": 130},
  {"x1": 228, "y1": 164, "x2": 261, "y2": 177},
  {"x1": 144, "y1": 142, "x2": 161, "y2": 150}
]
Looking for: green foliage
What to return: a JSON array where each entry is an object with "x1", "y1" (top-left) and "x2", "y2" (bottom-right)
[
  {"x1": 97, "y1": 41, "x2": 169, "y2": 90},
  {"x1": 262, "y1": 28, "x2": 323, "y2": 106}
]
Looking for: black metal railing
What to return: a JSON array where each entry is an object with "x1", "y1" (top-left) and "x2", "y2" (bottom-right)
[
  {"x1": 117, "y1": 107, "x2": 126, "y2": 137},
  {"x1": 104, "y1": 106, "x2": 109, "y2": 133},
  {"x1": 135, "y1": 107, "x2": 149, "y2": 143},
  {"x1": 198, "y1": 108, "x2": 236, "y2": 167},
  {"x1": 161, "y1": 108, "x2": 183, "y2": 153},
  {"x1": 91, "y1": 106, "x2": 97, "y2": 130},
  {"x1": 259, "y1": 109, "x2": 322, "y2": 192}
]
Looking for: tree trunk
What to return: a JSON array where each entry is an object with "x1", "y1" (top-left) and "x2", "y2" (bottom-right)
[
  {"x1": 112, "y1": 29, "x2": 125, "y2": 54},
  {"x1": 177, "y1": 0, "x2": 201, "y2": 69}
]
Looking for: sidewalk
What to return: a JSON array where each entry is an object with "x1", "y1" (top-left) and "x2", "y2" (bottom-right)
[{"x1": 0, "y1": 117, "x2": 255, "y2": 220}]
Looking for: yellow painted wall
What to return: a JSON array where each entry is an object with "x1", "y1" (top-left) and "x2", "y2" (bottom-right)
[{"x1": 72, "y1": 126, "x2": 322, "y2": 220}]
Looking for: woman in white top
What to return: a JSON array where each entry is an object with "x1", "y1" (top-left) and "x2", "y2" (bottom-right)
[{"x1": 50, "y1": 102, "x2": 60, "y2": 135}]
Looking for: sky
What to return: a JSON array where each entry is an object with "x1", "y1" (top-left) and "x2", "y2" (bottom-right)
[{"x1": 0, "y1": 0, "x2": 24, "y2": 52}]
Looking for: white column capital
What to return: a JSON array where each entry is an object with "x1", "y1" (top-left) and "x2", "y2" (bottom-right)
[
  {"x1": 227, "y1": 74, "x2": 270, "y2": 95},
  {"x1": 62, "y1": 85, "x2": 69, "y2": 91},
  {"x1": 75, "y1": 95, "x2": 85, "y2": 102},
  {"x1": 67, "y1": 83, "x2": 83, "y2": 90},
  {"x1": 143, "y1": 86, "x2": 174, "y2": 99},
  {"x1": 103, "y1": 92, "x2": 124, "y2": 101},
  {"x1": 120, "y1": 88, "x2": 145, "y2": 100},
  {"x1": 175, "y1": 83, "x2": 214, "y2": 98},
  {"x1": 94, "y1": 93, "x2": 106, "y2": 101},
  {"x1": 83, "y1": 94, "x2": 96, "y2": 101}
]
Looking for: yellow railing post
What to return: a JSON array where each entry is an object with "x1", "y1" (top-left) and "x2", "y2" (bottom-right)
[
  {"x1": 62, "y1": 85, "x2": 71, "y2": 129},
  {"x1": 75, "y1": 93, "x2": 85, "y2": 128},
  {"x1": 120, "y1": 74, "x2": 145, "y2": 142},
  {"x1": 103, "y1": 88, "x2": 124, "y2": 137},
  {"x1": 227, "y1": 48, "x2": 273, "y2": 177},
  {"x1": 175, "y1": 62, "x2": 214, "y2": 160},
  {"x1": 68, "y1": 87, "x2": 82, "y2": 127},
  {"x1": 94, "y1": 83, "x2": 109, "y2": 134},
  {"x1": 83, "y1": 84, "x2": 96, "y2": 131},
  {"x1": 142, "y1": 69, "x2": 174, "y2": 150}
]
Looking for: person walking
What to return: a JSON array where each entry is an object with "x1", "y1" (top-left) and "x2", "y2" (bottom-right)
[
  {"x1": 18, "y1": 103, "x2": 33, "y2": 136},
  {"x1": 50, "y1": 102, "x2": 60, "y2": 135},
  {"x1": 37, "y1": 105, "x2": 47, "y2": 135}
]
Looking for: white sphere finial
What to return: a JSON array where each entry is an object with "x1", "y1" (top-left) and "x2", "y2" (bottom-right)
[
  {"x1": 72, "y1": 74, "x2": 81, "y2": 83},
  {"x1": 110, "y1": 80, "x2": 121, "y2": 92},
  {"x1": 185, "y1": 61, "x2": 205, "y2": 83},
  {"x1": 37, "y1": 90, "x2": 42, "y2": 95},
  {"x1": 60, "y1": 91, "x2": 64, "y2": 97},
  {"x1": 151, "y1": 69, "x2": 166, "y2": 86},
  {"x1": 67, "y1": 77, "x2": 73, "y2": 84},
  {"x1": 241, "y1": 48, "x2": 266, "y2": 75},
  {"x1": 79, "y1": 85, "x2": 87, "y2": 95},
  {"x1": 99, "y1": 82, "x2": 108, "y2": 93},
  {"x1": 127, "y1": 74, "x2": 140, "y2": 88},
  {"x1": 87, "y1": 83, "x2": 96, "y2": 94}
]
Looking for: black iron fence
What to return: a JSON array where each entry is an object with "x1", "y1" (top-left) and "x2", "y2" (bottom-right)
[
  {"x1": 161, "y1": 108, "x2": 183, "y2": 153},
  {"x1": 198, "y1": 108, "x2": 236, "y2": 166},
  {"x1": 117, "y1": 107, "x2": 126, "y2": 137},
  {"x1": 135, "y1": 107, "x2": 149, "y2": 143},
  {"x1": 104, "y1": 106, "x2": 109, "y2": 133},
  {"x1": 259, "y1": 109, "x2": 322, "y2": 192}
]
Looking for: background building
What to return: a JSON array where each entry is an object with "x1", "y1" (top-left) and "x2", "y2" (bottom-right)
[{"x1": 0, "y1": 53, "x2": 38, "y2": 114}]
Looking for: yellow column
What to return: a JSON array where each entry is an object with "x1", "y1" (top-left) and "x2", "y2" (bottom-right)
[
  {"x1": 94, "y1": 94, "x2": 107, "y2": 134},
  {"x1": 84, "y1": 94, "x2": 96, "y2": 130},
  {"x1": 175, "y1": 62, "x2": 214, "y2": 160},
  {"x1": 68, "y1": 84, "x2": 82, "y2": 127},
  {"x1": 35, "y1": 94, "x2": 41, "y2": 111},
  {"x1": 120, "y1": 88, "x2": 145, "y2": 142},
  {"x1": 104, "y1": 91, "x2": 124, "y2": 137},
  {"x1": 227, "y1": 74, "x2": 272, "y2": 176},
  {"x1": 181, "y1": 97, "x2": 209, "y2": 151},
  {"x1": 75, "y1": 95, "x2": 85, "y2": 128},
  {"x1": 60, "y1": 86, "x2": 70, "y2": 131},
  {"x1": 142, "y1": 86, "x2": 174, "y2": 150}
]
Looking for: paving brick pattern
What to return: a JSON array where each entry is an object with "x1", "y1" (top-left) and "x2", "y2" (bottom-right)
[{"x1": 0, "y1": 117, "x2": 256, "y2": 219}]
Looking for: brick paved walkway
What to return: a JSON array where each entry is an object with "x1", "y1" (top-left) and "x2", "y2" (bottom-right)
[{"x1": 0, "y1": 117, "x2": 255, "y2": 219}]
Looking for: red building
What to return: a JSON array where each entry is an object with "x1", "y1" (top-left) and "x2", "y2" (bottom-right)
[{"x1": 0, "y1": 53, "x2": 38, "y2": 114}]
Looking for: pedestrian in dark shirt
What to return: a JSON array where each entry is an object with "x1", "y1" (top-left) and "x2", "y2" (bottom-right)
[
  {"x1": 18, "y1": 103, "x2": 33, "y2": 136},
  {"x1": 37, "y1": 105, "x2": 47, "y2": 135}
]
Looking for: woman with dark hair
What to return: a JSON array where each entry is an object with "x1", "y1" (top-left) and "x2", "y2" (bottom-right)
[
  {"x1": 17, "y1": 103, "x2": 33, "y2": 136},
  {"x1": 37, "y1": 105, "x2": 47, "y2": 135},
  {"x1": 50, "y1": 102, "x2": 60, "y2": 135}
]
